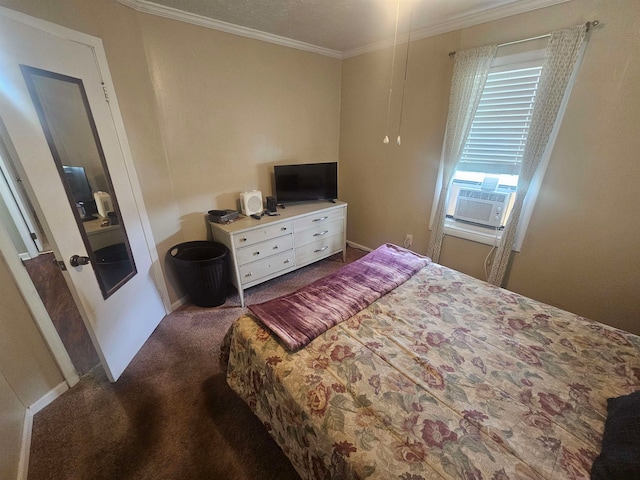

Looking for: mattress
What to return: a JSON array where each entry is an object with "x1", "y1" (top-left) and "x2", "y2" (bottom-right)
[{"x1": 222, "y1": 261, "x2": 640, "y2": 479}]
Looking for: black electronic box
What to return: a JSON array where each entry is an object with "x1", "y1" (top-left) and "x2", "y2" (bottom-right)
[{"x1": 208, "y1": 209, "x2": 239, "y2": 224}]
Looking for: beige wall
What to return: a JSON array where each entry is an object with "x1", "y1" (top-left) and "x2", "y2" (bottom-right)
[
  {"x1": 340, "y1": 0, "x2": 640, "y2": 334},
  {"x1": 0, "y1": 369, "x2": 25, "y2": 480},
  {"x1": 0, "y1": 253, "x2": 64, "y2": 479},
  {"x1": 0, "y1": 258, "x2": 62, "y2": 404},
  {"x1": 137, "y1": 14, "x2": 342, "y2": 299},
  {"x1": 340, "y1": 30, "x2": 456, "y2": 251}
]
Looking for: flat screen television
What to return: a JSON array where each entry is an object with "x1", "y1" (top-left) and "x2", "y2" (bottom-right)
[
  {"x1": 274, "y1": 162, "x2": 338, "y2": 205},
  {"x1": 63, "y1": 165, "x2": 97, "y2": 219}
]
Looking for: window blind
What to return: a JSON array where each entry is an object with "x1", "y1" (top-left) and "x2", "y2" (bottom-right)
[{"x1": 457, "y1": 65, "x2": 543, "y2": 175}]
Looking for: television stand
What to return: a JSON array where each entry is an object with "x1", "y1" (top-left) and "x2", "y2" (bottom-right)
[{"x1": 210, "y1": 201, "x2": 347, "y2": 307}]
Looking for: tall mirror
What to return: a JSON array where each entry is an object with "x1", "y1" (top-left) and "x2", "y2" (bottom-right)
[{"x1": 21, "y1": 65, "x2": 136, "y2": 298}]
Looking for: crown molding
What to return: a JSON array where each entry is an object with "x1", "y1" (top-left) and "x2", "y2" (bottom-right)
[
  {"x1": 116, "y1": 0, "x2": 343, "y2": 59},
  {"x1": 342, "y1": 0, "x2": 571, "y2": 58},
  {"x1": 117, "y1": 0, "x2": 569, "y2": 60}
]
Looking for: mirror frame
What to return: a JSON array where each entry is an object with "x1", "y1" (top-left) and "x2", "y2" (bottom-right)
[{"x1": 20, "y1": 65, "x2": 137, "y2": 299}]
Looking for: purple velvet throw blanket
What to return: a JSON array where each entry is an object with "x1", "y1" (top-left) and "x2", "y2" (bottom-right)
[{"x1": 249, "y1": 244, "x2": 431, "y2": 351}]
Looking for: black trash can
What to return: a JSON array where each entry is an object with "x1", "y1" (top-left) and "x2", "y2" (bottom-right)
[{"x1": 169, "y1": 241, "x2": 229, "y2": 307}]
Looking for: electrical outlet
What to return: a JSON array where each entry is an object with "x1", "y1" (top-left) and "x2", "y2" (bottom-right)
[{"x1": 404, "y1": 234, "x2": 413, "y2": 248}]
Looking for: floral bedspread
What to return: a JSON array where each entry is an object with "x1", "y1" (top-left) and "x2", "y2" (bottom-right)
[{"x1": 222, "y1": 262, "x2": 640, "y2": 479}]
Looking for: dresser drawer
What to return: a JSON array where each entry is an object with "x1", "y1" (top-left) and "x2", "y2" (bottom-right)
[
  {"x1": 294, "y1": 218, "x2": 343, "y2": 248},
  {"x1": 210, "y1": 201, "x2": 347, "y2": 307},
  {"x1": 236, "y1": 234, "x2": 293, "y2": 266},
  {"x1": 239, "y1": 250, "x2": 295, "y2": 286},
  {"x1": 233, "y1": 221, "x2": 292, "y2": 248},
  {"x1": 295, "y1": 234, "x2": 343, "y2": 266},
  {"x1": 293, "y1": 208, "x2": 344, "y2": 232}
]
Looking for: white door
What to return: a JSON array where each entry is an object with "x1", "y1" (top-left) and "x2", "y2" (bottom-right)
[{"x1": 0, "y1": 10, "x2": 167, "y2": 381}]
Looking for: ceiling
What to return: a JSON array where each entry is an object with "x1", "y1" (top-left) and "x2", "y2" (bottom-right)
[{"x1": 117, "y1": 0, "x2": 569, "y2": 58}]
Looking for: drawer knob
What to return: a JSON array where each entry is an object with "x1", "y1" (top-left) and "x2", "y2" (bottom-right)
[
  {"x1": 254, "y1": 251, "x2": 260, "y2": 256},
  {"x1": 314, "y1": 246, "x2": 329, "y2": 253},
  {"x1": 245, "y1": 272, "x2": 253, "y2": 277},
  {"x1": 313, "y1": 230, "x2": 329, "y2": 237},
  {"x1": 284, "y1": 259, "x2": 290, "y2": 264},
  {"x1": 312, "y1": 216, "x2": 328, "y2": 222},
  {"x1": 240, "y1": 237, "x2": 247, "y2": 242},
  {"x1": 273, "y1": 245, "x2": 279, "y2": 250},
  {"x1": 281, "y1": 227, "x2": 287, "y2": 231}
]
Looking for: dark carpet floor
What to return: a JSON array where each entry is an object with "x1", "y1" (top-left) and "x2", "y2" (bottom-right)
[{"x1": 28, "y1": 247, "x2": 366, "y2": 480}]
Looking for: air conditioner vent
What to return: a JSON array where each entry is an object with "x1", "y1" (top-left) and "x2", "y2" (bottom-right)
[
  {"x1": 459, "y1": 190, "x2": 507, "y2": 203},
  {"x1": 453, "y1": 188, "x2": 513, "y2": 228}
]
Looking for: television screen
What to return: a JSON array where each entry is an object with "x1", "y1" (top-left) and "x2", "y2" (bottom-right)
[
  {"x1": 63, "y1": 165, "x2": 97, "y2": 218},
  {"x1": 274, "y1": 162, "x2": 337, "y2": 204},
  {"x1": 63, "y1": 165, "x2": 93, "y2": 203}
]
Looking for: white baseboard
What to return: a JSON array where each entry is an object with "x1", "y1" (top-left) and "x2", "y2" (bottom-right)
[
  {"x1": 346, "y1": 240, "x2": 373, "y2": 252},
  {"x1": 29, "y1": 382, "x2": 69, "y2": 416},
  {"x1": 17, "y1": 408, "x2": 33, "y2": 480},
  {"x1": 171, "y1": 294, "x2": 188, "y2": 312},
  {"x1": 18, "y1": 252, "x2": 32, "y2": 261},
  {"x1": 17, "y1": 382, "x2": 69, "y2": 480}
]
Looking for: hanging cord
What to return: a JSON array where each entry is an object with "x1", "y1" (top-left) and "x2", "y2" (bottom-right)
[
  {"x1": 396, "y1": 4, "x2": 414, "y2": 146},
  {"x1": 484, "y1": 226, "x2": 501, "y2": 280},
  {"x1": 383, "y1": 1, "x2": 401, "y2": 144}
]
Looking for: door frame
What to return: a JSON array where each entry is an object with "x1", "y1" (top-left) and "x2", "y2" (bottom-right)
[
  {"x1": 0, "y1": 136, "x2": 41, "y2": 259},
  {"x1": 0, "y1": 6, "x2": 172, "y2": 385}
]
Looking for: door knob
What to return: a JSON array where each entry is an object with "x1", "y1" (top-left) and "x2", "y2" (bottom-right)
[{"x1": 69, "y1": 255, "x2": 91, "y2": 267}]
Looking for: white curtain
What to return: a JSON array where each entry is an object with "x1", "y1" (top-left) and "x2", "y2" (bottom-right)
[
  {"x1": 427, "y1": 45, "x2": 497, "y2": 262},
  {"x1": 488, "y1": 24, "x2": 587, "y2": 285}
]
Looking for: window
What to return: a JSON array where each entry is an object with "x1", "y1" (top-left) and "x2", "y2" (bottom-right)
[
  {"x1": 456, "y1": 64, "x2": 543, "y2": 178},
  {"x1": 432, "y1": 41, "x2": 561, "y2": 250}
]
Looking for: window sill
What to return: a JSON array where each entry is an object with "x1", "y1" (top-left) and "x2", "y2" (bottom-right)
[
  {"x1": 443, "y1": 219, "x2": 503, "y2": 248},
  {"x1": 438, "y1": 219, "x2": 524, "y2": 253}
]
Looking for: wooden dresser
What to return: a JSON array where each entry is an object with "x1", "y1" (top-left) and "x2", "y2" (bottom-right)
[{"x1": 210, "y1": 201, "x2": 346, "y2": 307}]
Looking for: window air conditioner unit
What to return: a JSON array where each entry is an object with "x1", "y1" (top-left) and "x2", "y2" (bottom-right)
[{"x1": 453, "y1": 188, "x2": 513, "y2": 228}]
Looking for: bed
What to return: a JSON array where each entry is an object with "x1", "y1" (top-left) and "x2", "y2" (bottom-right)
[{"x1": 221, "y1": 244, "x2": 640, "y2": 479}]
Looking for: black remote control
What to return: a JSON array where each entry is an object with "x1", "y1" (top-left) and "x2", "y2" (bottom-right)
[{"x1": 250, "y1": 214, "x2": 261, "y2": 220}]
